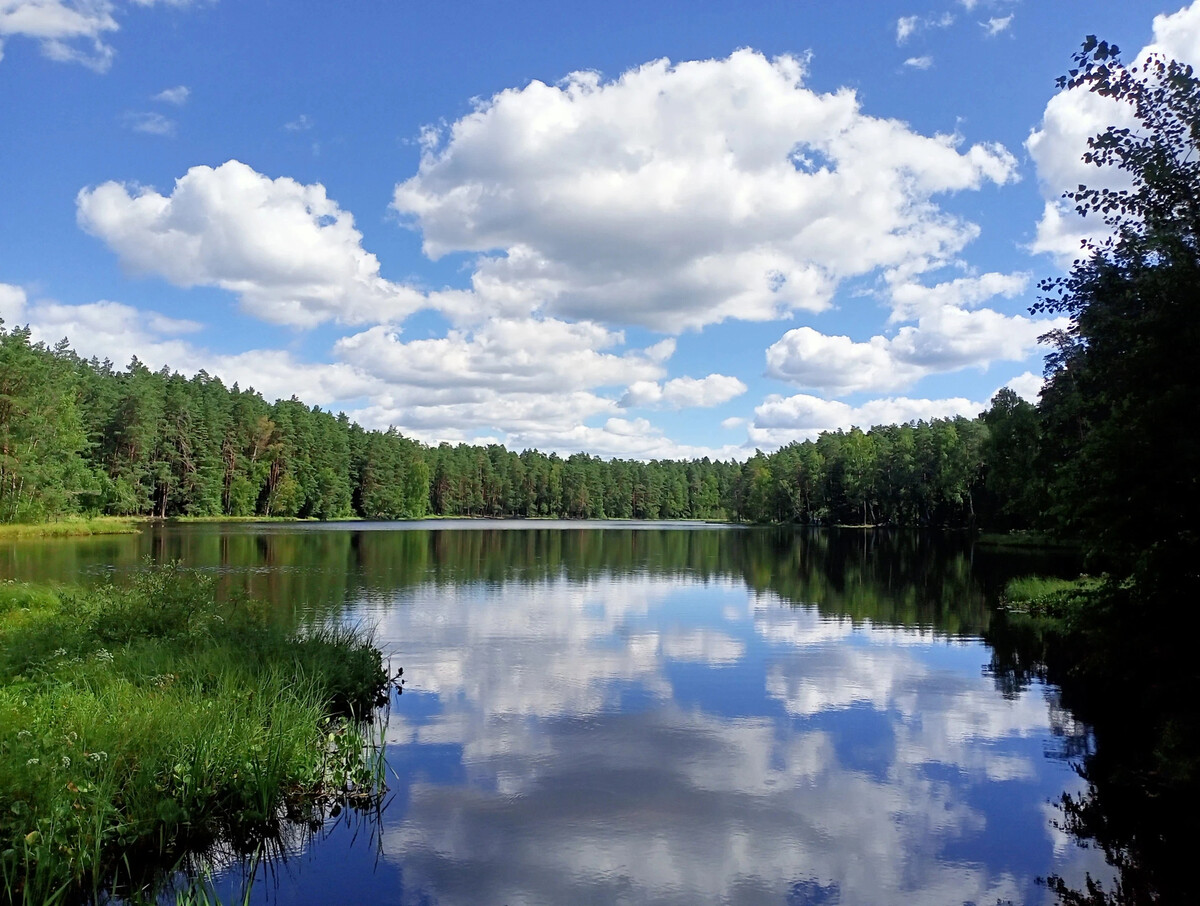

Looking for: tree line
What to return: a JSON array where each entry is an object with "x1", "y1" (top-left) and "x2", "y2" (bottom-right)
[{"x1": 0, "y1": 323, "x2": 1058, "y2": 529}]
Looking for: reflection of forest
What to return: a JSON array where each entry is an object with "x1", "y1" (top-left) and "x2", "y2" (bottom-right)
[
  {"x1": 0, "y1": 524, "x2": 1075, "y2": 637},
  {"x1": 987, "y1": 605, "x2": 1198, "y2": 905}
]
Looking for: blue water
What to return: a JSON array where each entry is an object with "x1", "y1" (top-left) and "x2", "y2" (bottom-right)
[
  {"x1": 2, "y1": 522, "x2": 1105, "y2": 904},
  {"x1": 205, "y1": 538, "x2": 1104, "y2": 904}
]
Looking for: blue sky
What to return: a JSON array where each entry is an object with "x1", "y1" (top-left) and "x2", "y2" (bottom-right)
[{"x1": 1, "y1": 0, "x2": 1194, "y2": 459}]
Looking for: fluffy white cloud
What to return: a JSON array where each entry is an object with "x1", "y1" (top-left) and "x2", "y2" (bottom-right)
[
  {"x1": 334, "y1": 317, "x2": 667, "y2": 395},
  {"x1": 888, "y1": 271, "x2": 1028, "y2": 321},
  {"x1": 1151, "y1": 0, "x2": 1200, "y2": 52},
  {"x1": 1, "y1": 286, "x2": 201, "y2": 367},
  {"x1": 394, "y1": 49, "x2": 1016, "y2": 332},
  {"x1": 335, "y1": 333, "x2": 752, "y2": 458},
  {"x1": 152, "y1": 84, "x2": 188, "y2": 104},
  {"x1": 748, "y1": 393, "x2": 985, "y2": 446},
  {"x1": 1001, "y1": 370, "x2": 1044, "y2": 403},
  {"x1": 325, "y1": 317, "x2": 740, "y2": 456},
  {"x1": 903, "y1": 55, "x2": 933, "y2": 69},
  {"x1": 764, "y1": 273, "x2": 1059, "y2": 396},
  {"x1": 766, "y1": 328, "x2": 922, "y2": 396},
  {"x1": 0, "y1": 0, "x2": 196, "y2": 70},
  {"x1": 619, "y1": 374, "x2": 747, "y2": 409},
  {"x1": 888, "y1": 304, "x2": 1057, "y2": 370},
  {"x1": 1027, "y1": 2, "x2": 1200, "y2": 264},
  {"x1": 331, "y1": 317, "x2": 686, "y2": 452},
  {"x1": 77, "y1": 160, "x2": 426, "y2": 327},
  {"x1": 0, "y1": 0, "x2": 117, "y2": 69},
  {"x1": 0, "y1": 282, "x2": 28, "y2": 323}
]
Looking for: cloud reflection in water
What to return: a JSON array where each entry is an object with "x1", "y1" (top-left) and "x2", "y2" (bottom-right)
[{"x1": 361, "y1": 575, "x2": 1108, "y2": 905}]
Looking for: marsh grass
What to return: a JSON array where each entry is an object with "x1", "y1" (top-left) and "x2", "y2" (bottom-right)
[
  {"x1": 0, "y1": 518, "x2": 142, "y2": 539},
  {"x1": 1001, "y1": 574, "x2": 1103, "y2": 616},
  {"x1": 0, "y1": 566, "x2": 389, "y2": 904}
]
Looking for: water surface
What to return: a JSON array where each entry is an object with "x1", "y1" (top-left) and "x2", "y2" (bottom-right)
[{"x1": 1, "y1": 523, "x2": 1109, "y2": 904}]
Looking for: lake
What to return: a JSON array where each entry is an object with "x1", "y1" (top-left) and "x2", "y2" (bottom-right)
[{"x1": 0, "y1": 522, "x2": 1113, "y2": 904}]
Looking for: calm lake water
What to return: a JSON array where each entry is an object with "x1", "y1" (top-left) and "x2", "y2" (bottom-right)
[{"x1": 1, "y1": 522, "x2": 1114, "y2": 905}]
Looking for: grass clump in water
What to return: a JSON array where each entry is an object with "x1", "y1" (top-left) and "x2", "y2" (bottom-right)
[
  {"x1": 0, "y1": 566, "x2": 390, "y2": 905},
  {"x1": 1001, "y1": 574, "x2": 1103, "y2": 617}
]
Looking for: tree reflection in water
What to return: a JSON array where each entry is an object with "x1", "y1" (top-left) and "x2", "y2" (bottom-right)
[{"x1": 987, "y1": 595, "x2": 1199, "y2": 906}]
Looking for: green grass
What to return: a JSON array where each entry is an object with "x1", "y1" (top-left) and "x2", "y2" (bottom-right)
[
  {"x1": 1001, "y1": 574, "x2": 1103, "y2": 616},
  {"x1": 0, "y1": 517, "x2": 142, "y2": 539},
  {"x1": 0, "y1": 567, "x2": 390, "y2": 905},
  {"x1": 163, "y1": 515, "x2": 324, "y2": 523}
]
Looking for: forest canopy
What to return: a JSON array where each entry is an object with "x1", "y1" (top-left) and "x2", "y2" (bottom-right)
[{"x1": 0, "y1": 323, "x2": 1040, "y2": 529}]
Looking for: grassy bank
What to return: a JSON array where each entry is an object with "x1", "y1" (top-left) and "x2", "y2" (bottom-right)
[
  {"x1": 163, "y1": 516, "x2": 329, "y2": 524},
  {"x1": 0, "y1": 518, "x2": 142, "y2": 539},
  {"x1": 0, "y1": 567, "x2": 390, "y2": 905}
]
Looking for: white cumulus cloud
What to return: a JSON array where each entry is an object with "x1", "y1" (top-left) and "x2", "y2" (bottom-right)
[
  {"x1": 0, "y1": 0, "x2": 117, "y2": 69},
  {"x1": 766, "y1": 328, "x2": 922, "y2": 396},
  {"x1": 763, "y1": 273, "x2": 1060, "y2": 396},
  {"x1": 1001, "y1": 370, "x2": 1044, "y2": 404},
  {"x1": 749, "y1": 393, "x2": 985, "y2": 447},
  {"x1": 619, "y1": 374, "x2": 747, "y2": 409},
  {"x1": 76, "y1": 160, "x2": 426, "y2": 327},
  {"x1": 1027, "y1": 2, "x2": 1200, "y2": 264},
  {"x1": 152, "y1": 84, "x2": 189, "y2": 105},
  {"x1": 394, "y1": 49, "x2": 1017, "y2": 333},
  {"x1": 0, "y1": 282, "x2": 29, "y2": 323},
  {"x1": 329, "y1": 317, "x2": 751, "y2": 456},
  {"x1": 0, "y1": 0, "x2": 197, "y2": 70},
  {"x1": 333, "y1": 317, "x2": 667, "y2": 396}
]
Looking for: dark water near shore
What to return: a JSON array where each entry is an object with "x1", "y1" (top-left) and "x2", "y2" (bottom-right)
[{"x1": 1, "y1": 522, "x2": 1112, "y2": 904}]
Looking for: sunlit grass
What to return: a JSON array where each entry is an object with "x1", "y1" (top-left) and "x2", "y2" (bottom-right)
[
  {"x1": 0, "y1": 517, "x2": 142, "y2": 539},
  {"x1": 0, "y1": 567, "x2": 389, "y2": 904},
  {"x1": 1002, "y1": 574, "x2": 1103, "y2": 616}
]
